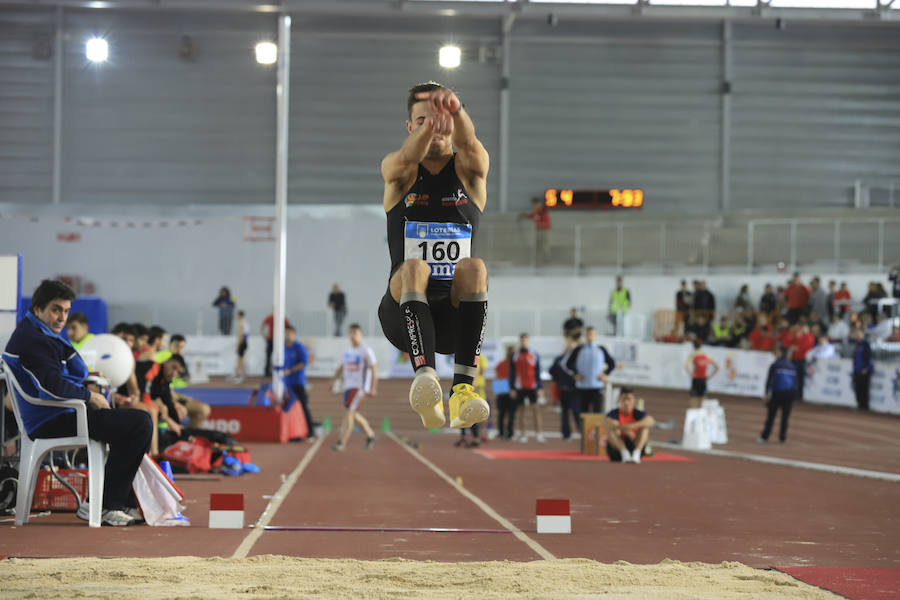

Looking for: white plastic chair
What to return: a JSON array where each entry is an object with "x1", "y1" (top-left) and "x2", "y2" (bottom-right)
[{"x1": 0, "y1": 357, "x2": 105, "y2": 528}]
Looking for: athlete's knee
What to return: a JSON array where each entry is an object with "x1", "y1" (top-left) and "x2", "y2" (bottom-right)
[
  {"x1": 453, "y1": 259, "x2": 487, "y2": 292},
  {"x1": 400, "y1": 258, "x2": 431, "y2": 281},
  {"x1": 455, "y1": 257, "x2": 486, "y2": 277}
]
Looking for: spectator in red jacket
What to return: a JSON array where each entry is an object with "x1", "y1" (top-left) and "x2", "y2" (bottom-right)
[
  {"x1": 509, "y1": 333, "x2": 544, "y2": 443},
  {"x1": 749, "y1": 314, "x2": 776, "y2": 351},
  {"x1": 519, "y1": 197, "x2": 551, "y2": 265},
  {"x1": 787, "y1": 322, "x2": 815, "y2": 400},
  {"x1": 785, "y1": 273, "x2": 810, "y2": 324},
  {"x1": 493, "y1": 346, "x2": 517, "y2": 440},
  {"x1": 261, "y1": 313, "x2": 293, "y2": 377},
  {"x1": 833, "y1": 282, "x2": 852, "y2": 317}
]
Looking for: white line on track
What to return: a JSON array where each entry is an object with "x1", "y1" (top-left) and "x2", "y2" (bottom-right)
[
  {"x1": 387, "y1": 431, "x2": 556, "y2": 561},
  {"x1": 232, "y1": 436, "x2": 325, "y2": 559},
  {"x1": 655, "y1": 442, "x2": 900, "y2": 482}
]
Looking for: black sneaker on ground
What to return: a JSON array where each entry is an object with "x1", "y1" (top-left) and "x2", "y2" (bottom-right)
[{"x1": 364, "y1": 437, "x2": 376, "y2": 450}]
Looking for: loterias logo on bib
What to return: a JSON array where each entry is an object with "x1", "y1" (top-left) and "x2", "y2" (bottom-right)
[{"x1": 428, "y1": 224, "x2": 466, "y2": 236}]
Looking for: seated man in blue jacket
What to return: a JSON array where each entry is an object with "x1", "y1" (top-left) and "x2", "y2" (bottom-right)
[{"x1": 4, "y1": 279, "x2": 152, "y2": 526}]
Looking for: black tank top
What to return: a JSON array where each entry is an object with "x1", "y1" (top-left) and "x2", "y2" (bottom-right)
[{"x1": 386, "y1": 154, "x2": 482, "y2": 293}]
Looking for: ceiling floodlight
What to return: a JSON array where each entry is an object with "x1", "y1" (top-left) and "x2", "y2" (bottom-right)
[
  {"x1": 85, "y1": 37, "x2": 108, "y2": 62},
  {"x1": 439, "y1": 45, "x2": 461, "y2": 69},
  {"x1": 255, "y1": 41, "x2": 277, "y2": 65}
]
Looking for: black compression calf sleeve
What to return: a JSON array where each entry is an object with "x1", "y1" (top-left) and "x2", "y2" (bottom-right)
[
  {"x1": 452, "y1": 292, "x2": 487, "y2": 388},
  {"x1": 400, "y1": 291, "x2": 436, "y2": 371}
]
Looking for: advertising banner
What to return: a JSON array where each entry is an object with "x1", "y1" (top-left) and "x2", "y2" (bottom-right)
[{"x1": 183, "y1": 334, "x2": 899, "y2": 415}]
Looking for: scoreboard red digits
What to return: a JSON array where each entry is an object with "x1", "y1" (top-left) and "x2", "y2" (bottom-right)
[{"x1": 544, "y1": 189, "x2": 644, "y2": 210}]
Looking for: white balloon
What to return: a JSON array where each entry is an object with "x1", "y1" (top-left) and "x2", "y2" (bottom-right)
[{"x1": 79, "y1": 333, "x2": 135, "y2": 389}]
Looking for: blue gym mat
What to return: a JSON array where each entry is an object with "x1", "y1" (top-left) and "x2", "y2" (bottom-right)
[{"x1": 179, "y1": 387, "x2": 254, "y2": 406}]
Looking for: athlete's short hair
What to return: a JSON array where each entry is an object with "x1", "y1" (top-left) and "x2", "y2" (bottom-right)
[
  {"x1": 30, "y1": 279, "x2": 75, "y2": 313},
  {"x1": 693, "y1": 339, "x2": 702, "y2": 349},
  {"x1": 169, "y1": 334, "x2": 186, "y2": 344},
  {"x1": 111, "y1": 322, "x2": 134, "y2": 337},
  {"x1": 619, "y1": 387, "x2": 634, "y2": 397},
  {"x1": 147, "y1": 326, "x2": 167, "y2": 345},
  {"x1": 349, "y1": 323, "x2": 362, "y2": 331},
  {"x1": 285, "y1": 324, "x2": 295, "y2": 332},
  {"x1": 407, "y1": 81, "x2": 447, "y2": 118},
  {"x1": 67, "y1": 312, "x2": 88, "y2": 326},
  {"x1": 166, "y1": 353, "x2": 187, "y2": 370}
]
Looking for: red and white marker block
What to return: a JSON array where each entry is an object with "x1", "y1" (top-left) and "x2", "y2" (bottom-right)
[
  {"x1": 536, "y1": 498, "x2": 571, "y2": 534},
  {"x1": 209, "y1": 493, "x2": 244, "y2": 529}
]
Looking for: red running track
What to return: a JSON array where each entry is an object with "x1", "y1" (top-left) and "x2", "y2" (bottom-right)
[{"x1": 1, "y1": 378, "x2": 898, "y2": 600}]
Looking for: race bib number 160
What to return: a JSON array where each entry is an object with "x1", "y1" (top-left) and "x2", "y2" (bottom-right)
[{"x1": 404, "y1": 221, "x2": 472, "y2": 280}]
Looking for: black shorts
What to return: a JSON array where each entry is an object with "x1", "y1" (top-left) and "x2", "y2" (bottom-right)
[
  {"x1": 378, "y1": 287, "x2": 459, "y2": 355},
  {"x1": 690, "y1": 377, "x2": 707, "y2": 397},
  {"x1": 517, "y1": 389, "x2": 538, "y2": 405},
  {"x1": 237, "y1": 340, "x2": 248, "y2": 358},
  {"x1": 606, "y1": 436, "x2": 642, "y2": 463}
]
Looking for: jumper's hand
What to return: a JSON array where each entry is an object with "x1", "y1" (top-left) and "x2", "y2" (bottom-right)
[
  {"x1": 416, "y1": 89, "x2": 461, "y2": 116},
  {"x1": 424, "y1": 114, "x2": 452, "y2": 136}
]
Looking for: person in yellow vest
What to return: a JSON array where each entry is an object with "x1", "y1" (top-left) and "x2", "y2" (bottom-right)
[
  {"x1": 608, "y1": 276, "x2": 631, "y2": 336},
  {"x1": 711, "y1": 315, "x2": 732, "y2": 346},
  {"x1": 154, "y1": 334, "x2": 188, "y2": 387},
  {"x1": 154, "y1": 334, "x2": 211, "y2": 429},
  {"x1": 66, "y1": 312, "x2": 95, "y2": 351}
]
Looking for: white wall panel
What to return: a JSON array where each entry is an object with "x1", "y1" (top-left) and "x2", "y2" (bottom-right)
[
  {"x1": 731, "y1": 22, "x2": 900, "y2": 210},
  {"x1": 507, "y1": 21, "x2": 722, "y2": 213},
  {"x1": 0, "y1": 9, "x2": 55, "y2": 203},
  {"x1": 288, "y1": 15, "x2": 500, "y2": 209},
  {"x1": 61, "y1": 10, "x2": 277, "y2": 205},
  {"x1": 0, "y1": 8, "x2": 898, "y2": 215}
]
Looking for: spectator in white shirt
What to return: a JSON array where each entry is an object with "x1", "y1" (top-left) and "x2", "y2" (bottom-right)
[
  {"x1": 827, "y1": 314, "x2": 850, "y2": 344},
  {"x1": 807, "y1": 335, "x2": 836, "y2": 361},
  {"x1": 806, "y1": 334, "x2": 836, "y2": 378},
  {"x1": 870, "y1": 313, "x2": 893, "y2": 341}
]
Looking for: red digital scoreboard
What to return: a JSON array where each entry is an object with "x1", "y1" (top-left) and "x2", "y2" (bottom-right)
[{"x1": 544, "y1": 188, "x2": 644, "y2": 210}]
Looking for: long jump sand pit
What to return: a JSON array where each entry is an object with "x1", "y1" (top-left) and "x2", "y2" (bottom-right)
[{"x1": 0, "y1": 555, "x2": 840, "y2": 599}]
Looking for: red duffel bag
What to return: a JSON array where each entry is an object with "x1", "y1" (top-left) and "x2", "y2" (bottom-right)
[{"x1": 160, "y1": 440, "x2": 213, "y2": 474}]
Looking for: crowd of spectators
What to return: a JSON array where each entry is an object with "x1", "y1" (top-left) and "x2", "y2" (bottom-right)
[
  {"x1": 667, "y1": 272, "x2": 899, "y2": 352},
  {"x1": 71, "y1": 318, "x2": 212, "y2": 457},
  {"x1": 1, "y1": 279, "x2": 285, "y2": 526}
]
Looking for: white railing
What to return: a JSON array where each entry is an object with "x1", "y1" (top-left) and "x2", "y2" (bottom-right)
[
  {"x1": 746, "y1": 217, "x2": 900, "y2": 273},
  {"x1": 478, "y1": 215, "x2": 900, "y2": 274}
]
